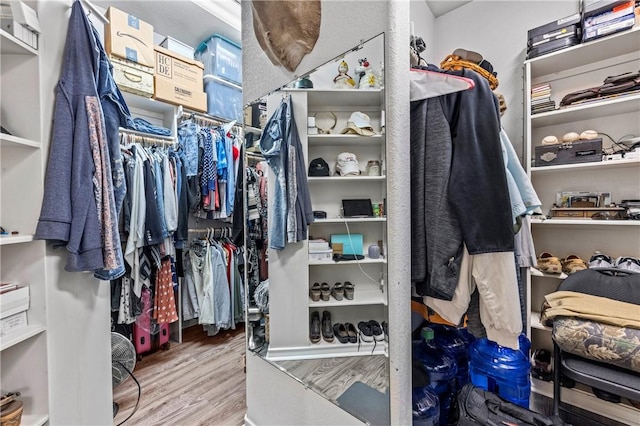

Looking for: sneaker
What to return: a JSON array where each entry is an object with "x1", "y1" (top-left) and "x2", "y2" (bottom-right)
[
  {"x1": 382, "y1": 321, "x2": 388, "y2": 342},
  {"x1": 310, "y1": 311, "x2": 321, "y2": 344},
  {"x1": 615, "y1": 256, "x2": 640, "y2": 272},
  {"x1": 309, "y1": 282, "x2": 321, "y2": 301},
  {"x1": 589, "y1": 251, "x2": 614, "y2": 268},
  {"x1": 357, "y1": 321, "x2": 374, "y2": 343},
  {"x1": 368, "y1": 320, "x2": 384, "y2": 342},
  {"x1": 322, "y1": 311, "x2": 334, "y2": 343},
  {"x1": 320, "y1": 282, "x2": 331, "y2": 301}
]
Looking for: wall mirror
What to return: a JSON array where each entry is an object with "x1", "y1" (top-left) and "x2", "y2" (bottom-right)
[{"x1": 243, "y1": 33, "x2": 390, "y2": 423}]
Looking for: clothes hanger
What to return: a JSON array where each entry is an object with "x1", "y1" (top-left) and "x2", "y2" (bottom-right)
[{"x1": 409, "y1": 68, "x2": 475, "y2": 101}]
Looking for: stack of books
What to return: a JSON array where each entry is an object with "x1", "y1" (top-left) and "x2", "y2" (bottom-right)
[{"x1": 531, "y1": 83, "x2": 556, "y2": 114}]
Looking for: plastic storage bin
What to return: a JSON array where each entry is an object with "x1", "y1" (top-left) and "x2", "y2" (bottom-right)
[
  {"x1": 204, "y1": 75, "x2": 243, "y2": 122},
  {"x1": 195, "y1": 35, "x2": 242, "y2": 85},
  {"x1": 412, "y1": 327, "x2": 457, "y2": 426},
  {"x1": 469, "y1": 338, "x2": 531, "y2": 408}
]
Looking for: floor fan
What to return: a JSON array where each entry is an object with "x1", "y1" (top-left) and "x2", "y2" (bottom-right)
[{"x1": 112, "y1": 331, "x2": 141, "y2": 424}]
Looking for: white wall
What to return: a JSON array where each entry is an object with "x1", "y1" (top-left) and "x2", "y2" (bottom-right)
[
  {"x1": 409, "y1": 0, "x2": 437, "y2": 64},
  {"x1": 38, "y1": 1, "x2": 114, "y2": 424},
  {"x1": 414, "y1": 0, "x2": 579, "y2": 158}
]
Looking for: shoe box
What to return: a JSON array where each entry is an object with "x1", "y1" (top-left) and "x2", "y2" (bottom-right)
[{"x1": 526, "y1": 13, "x2": 581, "y2": 59}]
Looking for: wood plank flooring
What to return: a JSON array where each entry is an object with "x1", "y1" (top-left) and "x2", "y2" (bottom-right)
[
  {"x1": 276, "y1": 355, "x2": 389, "y2": 402},
  {"x1": 113, "y1": 326, "x2": 246, "y2": 426}
]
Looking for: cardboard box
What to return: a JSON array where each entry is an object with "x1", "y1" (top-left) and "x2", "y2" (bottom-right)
[
  {"x1": 106, "y1": 7, "x2": 154, "y2": 67},
  {"x1": 535, "y1": 139, "x2": 602, "y2": 167},
  {"x1": 309, "y1": 250, "x2": 333, "y2": 262},
  {"x1": 160, "y1": 36, "x2": 194, "y2": 59},
  {"x1": 154, "y1": 46, "x2": 204, "y2": 93},
  {"x1": 0, "y1": 285, "x2": 29, "y2": 319},
  {"x1": 0, "y1": 311, "x2": 27, "y2": 337},
  {"x1": 153, "y1": 46, "x2": 206, "y2": 111},
  {"x1": 110, "y1": 55, "x2": 154, "y2": 98},
  {"x1": 154, "y1": 77, "x2": 206, "y2": 112}
]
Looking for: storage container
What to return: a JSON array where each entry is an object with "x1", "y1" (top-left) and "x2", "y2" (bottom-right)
[
  {"x1": 0, "y1": 285, "x2": 29, "y2": 319},
  {"x1": 160, "y1": 36, "x2": 195, "y2": 59},
  {"x1": 154, "y1": 46, "x2": 207, "y2": 112},
  {"x1": 195, "y1": 35, "x2": 242, "y2": 85},
  {"x1": 204, "y1": 75, "x2": 243, "y2": 121},
  {"x1": 0, "y1": 311, "x2": 27, "y2": 336},
  {"x1": 110, "y1": 55, "x2": 154, "y2": 98},
  {"x1": 534, "y1": 138, "x2": 602, "y2": 167},
  {"x1": 469, "y1": 338, "x2": 531, "y2": 408}
]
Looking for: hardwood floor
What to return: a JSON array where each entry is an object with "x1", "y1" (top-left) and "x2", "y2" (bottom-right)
[{"x1": 113, "y1": 326, "x2": 246, "y2": 426}]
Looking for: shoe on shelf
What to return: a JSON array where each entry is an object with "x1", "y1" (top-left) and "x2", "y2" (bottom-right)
[
  {"x1": 561, "y1": 254, "x2": 588, "y2": 275},
  {"x1": 309, "y1": 282, "x2": 321, "y2": 301},
  {"x1": 357, "y1": 321, "x2": 374, "y2": 343},
  {"x1": 333, "y1": 323, "x2": 349, "y2": 344},
  {"x1": 320, "y1": 282, "x2": 331, "y2": 301},
  {"x1": 310, "y1": 311, "x2": 321, "y2": 344},
  {"x1": 332, "y1": 282, "x2": 344, "y2": 301},
  {"x1": 345, "y1": 322, "x2": 358, "y2": 343},
  {"x1": 382, "y1": 321, "x2": 388, "y2": 342},
  {"x1": 322, "y1": 311, "x2": 334, "y2": 343},
  {"x1": 531, "y1": 348, "x2": 553, "y2": 381},
  {"x1": 368, "y1": 320, "x2": 384, "y2": 342},
  {"x1": 535, "y1": 252, "x2": 562, "y2": 274},
  {"x1": 615, "y1": 256, "x2": 640, "y2": 273},
  {"x1": 589, "y1": 251, "x2": 614, "y2": 269},
  {"x1": 344, "y1": 281, "x2": 355, "y2": 300}
]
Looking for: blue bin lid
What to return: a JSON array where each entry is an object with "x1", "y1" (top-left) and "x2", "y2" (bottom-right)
[{"x1": 195, "y1": 33, "x2": 241, "y2": 55}]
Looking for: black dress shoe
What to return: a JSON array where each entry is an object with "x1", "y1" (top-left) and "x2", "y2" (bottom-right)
[
  {"x1": 322, "y1": 311, "x2": 334, "y2": 342},
  {"x1": 310, "y1": 311, "x2": 321, "y2": 343}
]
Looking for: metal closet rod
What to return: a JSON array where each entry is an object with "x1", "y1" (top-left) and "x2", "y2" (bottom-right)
[
  {"x1": 177, "y1": 106, "x2": 242, "y2": 129},
  {"x1": 119, "y1": 127, "x2": 176, "y2": 142},
  {"x1": 119, "y1": 130, "x2": 175, "y2": 146}
]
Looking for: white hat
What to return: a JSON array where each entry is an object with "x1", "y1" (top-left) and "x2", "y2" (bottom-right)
[
  {"x1": 340, "y1": 111, "x2": 375, "y2": 136},
  {"x1": 336, "y1": 152, "x2": 360, "y2": 176}
]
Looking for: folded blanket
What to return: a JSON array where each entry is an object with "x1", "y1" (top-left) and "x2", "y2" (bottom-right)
[{"x1": 544, "y1": 291, "x2": 640, "y2": 329}]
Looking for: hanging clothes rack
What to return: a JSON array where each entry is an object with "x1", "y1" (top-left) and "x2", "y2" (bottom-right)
[
  {"x1": 188, "y1": 227, "x2": 233, "y2": 239},
  {"x1": 119, "y1": 129, "x2": 176, "y2": 146},
  {"x1": 177, "y1": 105, "x2": 242, "y2": 130},
  {"x1": 119, "y1": 127, "x2": 176, "y2": 142}
]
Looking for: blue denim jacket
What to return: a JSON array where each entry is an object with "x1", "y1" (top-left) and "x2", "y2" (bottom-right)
[{"x1": 260, "y1": 97, "x2": 289, "y2": 250}]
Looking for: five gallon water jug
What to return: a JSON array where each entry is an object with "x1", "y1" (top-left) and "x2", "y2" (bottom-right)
[
  {"x1": 519, "y1": 333, "x2": 531, "y2": 361},
  {"x1": 412, "y1": 386, "x2": 440, "y2": 426},
  {"x1": 469, "y1": 337, "x2": 531, "y2": 408},
  {"x1": 430, "y1": 324, "x2": 471, "y2": 389},
  {"x1": 412, "y1": 327, "x2": 457, "y2": 425}
]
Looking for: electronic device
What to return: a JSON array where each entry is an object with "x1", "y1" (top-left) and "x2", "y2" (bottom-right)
[{"x1": 342, "y1": 199, "x2": 374, "y2": 218}]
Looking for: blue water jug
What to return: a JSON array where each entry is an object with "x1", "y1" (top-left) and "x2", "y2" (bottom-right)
[
  {"x1": 413, "y1": 327, "x2": 457, "y2": 425},
  {"x1": 430, "y1": 324, "x2": 471, "y2": 389},
  {"x1": 469, "y1": 338, "x2": 531, "y2": 408},
  {"x1": 519, "y1": 333, "x2": 531, "y2": 361},
  {"x1": 412, "y1": 386, "x2": 440, "y2": 426}
]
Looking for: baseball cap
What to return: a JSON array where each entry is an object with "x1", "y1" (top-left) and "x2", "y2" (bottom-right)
[
  {"x1": 336, "y1": 152, "x2": 360, "y2": 176},
  {"x1": 340, "y1": 112, "x2": 375, "y2": 136},
  {"x1": 308, "y1": 157, "x2": 330, "y2": 176}
]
